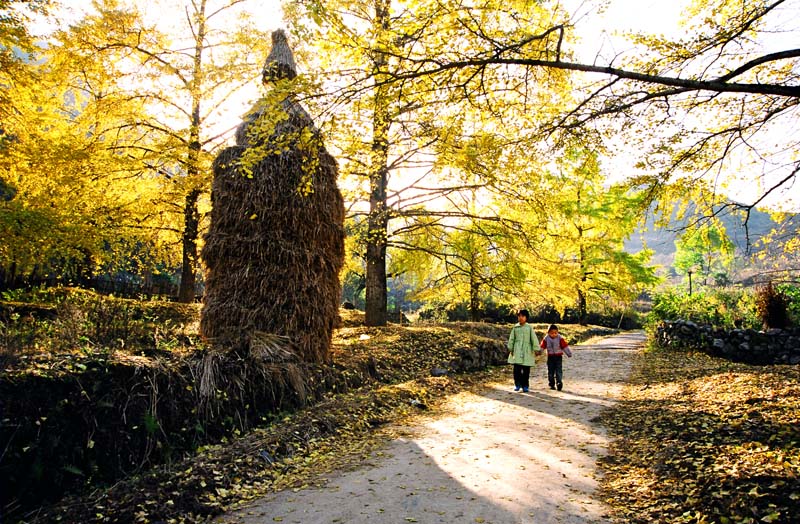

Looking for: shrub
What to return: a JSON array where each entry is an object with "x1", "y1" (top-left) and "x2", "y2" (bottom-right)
[
  {"x1": 0, "y1": 287, "x2": 198, "y2": 356},
  {"x1": 416, "y1": 300, "x2": 517, "y2": 323},
  {"x1": 755, "y1": 282, "x2": 791, "y2": 329},
  {"x1": 777, "y1": 284, "x2": 800, "y2": 325},
  {"x1": 416, "y1": 302, "x2": 450, "y2": 322},
  {"x1": 648, "y1": 288, "x2": 760, "y2": 329}
]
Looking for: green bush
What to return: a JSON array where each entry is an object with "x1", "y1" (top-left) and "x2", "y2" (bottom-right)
[
  {"x1": 778, "y1": 284, "x2": 800, "y2": 325},
  {"x1": 648, "y1": 288, "x2": 760, "y2": 329},
  {"x1": 0, "y1": 287, "x2": 198, "y2": 357}
]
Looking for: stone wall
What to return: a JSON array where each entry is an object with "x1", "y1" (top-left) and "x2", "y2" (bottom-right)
[{"x1": 655, "y1": 320, "x2": 800, "y2": 365}]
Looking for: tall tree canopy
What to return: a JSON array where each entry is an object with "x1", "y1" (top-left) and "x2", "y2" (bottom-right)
[
  {"x1": 9, "y1": 0, "x2": 750, "y2": 314},
  {"x1": 285, "y1": 0, "x2": 574, "y2": 325},
  {"x1": 531, "y1": 146, "x2": 658, "y2": 322},
  {"x1": 1, "y1": 0, "x2": 180, "y2": 284},
  {"x1": 293, "y1": 0, "x2": 797, "y2": 304},
  {"x1": 372, "y1": 0, "x2": 799, "y2": 216},
  {"x1": 50, "y1": 0, "x2": 271, "y2": 300},
  {"x1": 0, "y1": 0, "x2": 49, "y2": 119}
]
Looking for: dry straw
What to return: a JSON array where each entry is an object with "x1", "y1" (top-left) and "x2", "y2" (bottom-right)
[
  {"x1": 200, "y1": 29, "x2": 345, "y2": 381},
  {"x1": 262, "y1": 29, "x2": 297, "y2": 82}
]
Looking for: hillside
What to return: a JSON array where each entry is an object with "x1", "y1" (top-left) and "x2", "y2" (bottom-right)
[{"x1": 625, "y1": 203, "x2": 800, "y2": 279}]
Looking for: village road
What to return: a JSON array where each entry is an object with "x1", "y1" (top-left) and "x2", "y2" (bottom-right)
[{"x1": 220, "y1": 332, "x2": 645, "y2": 524}]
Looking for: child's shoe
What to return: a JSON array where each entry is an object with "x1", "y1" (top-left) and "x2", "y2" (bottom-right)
[
  {"x1": 522, "y1": 387, "x2": 529, "y2": 393},
  {"x1": 557, "y1": 383, "x2": 563, "y2": 391},
  {"x1": 514, "y1": 386, "x2": 521, "y2": 391}
]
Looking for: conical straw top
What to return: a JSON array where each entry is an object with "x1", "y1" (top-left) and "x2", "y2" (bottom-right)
[{"x1": 262, "y1": 29, "x2": 298, "y2": 83}]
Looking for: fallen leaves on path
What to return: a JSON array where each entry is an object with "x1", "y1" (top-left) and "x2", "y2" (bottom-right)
[{"x1": 598, "y1": 345, "x2": 800, "y2": 524}]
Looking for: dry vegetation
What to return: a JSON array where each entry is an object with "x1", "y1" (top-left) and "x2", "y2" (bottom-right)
[
  {"x1": 201, "y1": 101, "x2": 345, "y2": 362},
  {"x1": 20, "y1": 315, "x2": 510, "y2": 523},
  {"x1": 598, "y1": 345, "x2": 800, "y2": 524},
  {"x1": 3, "y1": 299, "x2": 614, "y2": 524},
  {"x1": 13, "y1": 295, "x2": 799, "y2": 524}
]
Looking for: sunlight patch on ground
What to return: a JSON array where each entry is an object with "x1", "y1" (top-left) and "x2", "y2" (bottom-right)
[{"x1": 408, "y1": 384, "x2": 614, "y2": 518}]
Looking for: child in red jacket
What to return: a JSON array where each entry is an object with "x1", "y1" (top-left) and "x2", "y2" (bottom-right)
[{"x1": 539, "y1": 324, "x2": 572, "y2": 391}]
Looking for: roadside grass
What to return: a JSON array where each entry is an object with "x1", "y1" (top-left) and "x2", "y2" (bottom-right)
[{"x1": 599, "y1": 344, "x2": 800, "y2": 524}]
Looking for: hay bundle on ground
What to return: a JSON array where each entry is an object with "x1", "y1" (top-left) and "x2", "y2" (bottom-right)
[{"x1": 200, "y1": 30, "x2": 345, "y2": 364}]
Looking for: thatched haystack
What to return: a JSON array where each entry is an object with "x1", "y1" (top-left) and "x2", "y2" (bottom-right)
[{"x1": 200, "y1": 30, "x2": 345, "y2": 365}]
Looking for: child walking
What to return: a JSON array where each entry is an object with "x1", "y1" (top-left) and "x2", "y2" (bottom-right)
[
  {"x1": 540, "y1": 324, "x2": 572, "y2": 391},
  {"x1": 507, "y1": 309, "x2": 539, "y2": 392}
]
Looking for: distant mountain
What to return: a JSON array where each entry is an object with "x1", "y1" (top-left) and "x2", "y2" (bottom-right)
[{"x1": 625, "y1": 203, "x2": 800, "y2": 278}]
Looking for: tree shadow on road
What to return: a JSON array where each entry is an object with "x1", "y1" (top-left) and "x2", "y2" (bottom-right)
[
  {"x1": 223, "y1": 437, "x2": 558, "y2": 524},
  {"x1": 223, "y1": 334, "x2": 646, "y2": 524}
]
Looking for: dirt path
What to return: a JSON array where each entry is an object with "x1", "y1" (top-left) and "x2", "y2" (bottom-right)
[{"x1": 220, "y1": 332, "x2": 645, "y2": 524}]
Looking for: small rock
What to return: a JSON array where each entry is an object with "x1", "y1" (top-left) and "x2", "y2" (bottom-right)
[{"x1": 259, "y1": 450, "x2": 275, "y2": 464}]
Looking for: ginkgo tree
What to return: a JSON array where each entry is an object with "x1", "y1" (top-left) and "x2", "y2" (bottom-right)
[
  {"x1": 673, "y1": 222, "x2": 735, "y2": 287},
  {"x1": 285, "y1": 0, "x2": 572, "y2": 325},
  {"x1": 392, "y1": 202, "x2": 526, "y2": 322},
  {"x1": 0, "y1": 1, "x2": 180, "y2": 286},
  {"x1": 748, "y1": 214, "x2": 800, "y2": 284},
  {"x1": 51, "y1": 0, "x2": 271, "y2": 301},
  {"x1": 375, "y1": 0, "x2": 800, "y2": 228},
  {"x1": 0, "y1": 0, "x2": 48, "y2": 125},
  {"x1": 527, "y1": 146, "x2": 659, "y2": 324}
]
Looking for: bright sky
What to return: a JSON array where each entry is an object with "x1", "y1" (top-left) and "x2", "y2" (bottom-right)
[
  {"x1": 563, "y1": 0, "x2": 800, "y2": 211},
  {"x1": 31, "y1": 0, "x2": 285, "y2": 146},
  {"x1": 38, "y1": 0, "x2": 685, "y2": 74},
  {"x1": 39, "y1": 0, "x2": 284, "y2": 32},
  {"x1": 563, "y1": 0, "x2": 688, "y2": 59},
  {"x1": 36, "y1": 0, "x2": 685, "y2": 133}
]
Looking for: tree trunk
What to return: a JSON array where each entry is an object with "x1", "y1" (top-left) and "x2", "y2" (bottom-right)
[
  {"x1": 577, "y1": 287, "x2": 587, "y2": 325},
  {"x1": 76, "y1": 247, "x2": 94, "y2": 287},
  {"x1": 364, "y1": 220, "x2": 387, "y2": 325},
  {"x1": 469, "y1": 257, "x2": 481, "y2": 322},
  {"x1": 364, "y1": 131, "x2": 389, "y2": 324},
  {"x1": 576, "y1": 188, "x2": 588, "y2": 325},
  {"x1": 178, "y1": 188, "x2": 201, "y2": 302},
  {"x1": 577, "y1": 227, "x2": 588, "y2": 325},
  {"x1": 178, "y1": 1, "x2": 206, "y2": 304},
  {"x1": 364, "y1": 0, "x2": 391, "y2": 327}
]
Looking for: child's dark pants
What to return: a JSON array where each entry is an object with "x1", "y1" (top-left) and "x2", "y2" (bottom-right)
[
  {"x1": 513, "y1": 364, "x2": 531, "y2": 389},
  {"x1": 547, "y1": 355, "x2": 563, "y2": 388}
]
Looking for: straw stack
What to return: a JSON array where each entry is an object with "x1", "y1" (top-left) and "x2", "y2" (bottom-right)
[
  {"x1": 200, "y1": 30, "x2": 345, "y2": 364},
  {"x1": 262, "y1": 29, "x2": 297, "y2": 82}
]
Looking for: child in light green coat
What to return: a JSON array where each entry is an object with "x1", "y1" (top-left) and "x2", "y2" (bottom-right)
[{"x1": 507, "y1": 309, "x2": 539, "y2": 392}]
